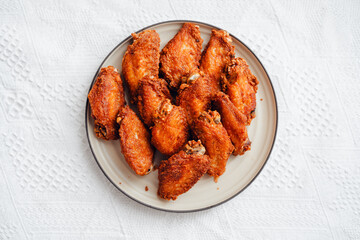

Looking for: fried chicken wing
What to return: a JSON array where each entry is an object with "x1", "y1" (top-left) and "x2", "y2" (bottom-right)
[
  {"x1": 151, "y1": 100, "x2": 189, "y2": 156},
  {"x1": 177, "y1": 71, "x2": 213, "y2": 124},
  {"x1": 122, "y1": 30, "x2": 160, "y2": 101},
  {"x1": 222, "y1": 58, "x2": 259, "y2": 125},
  {"x1": 117, "y1": 106, "x2": 154, "y2": 175},
  {"x1": 158, "y1": 140, "x2": 210, "y2": 200},
  {"x1": 88, "y1": 66, "x2": 125, "y2": 140},
  {"x1": 160, "y1": 23, "x2": 203, "y2": 89},
  {"x1": 136, "y1": 76, "x2": 171, "y2": 126},
  {"x1": 193, "y1": 111, "x2": 234, "y2": 182},
  {"x1": 200, "y1": 29, "x2": 235, "y2": 91},
  {"x1": 213, "y1": 92, "x2": 251, "y2": 155}
]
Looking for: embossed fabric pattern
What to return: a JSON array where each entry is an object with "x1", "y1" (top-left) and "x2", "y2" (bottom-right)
[{"x1": 0, "y1": 0, "x2": 359, "y2": 239}]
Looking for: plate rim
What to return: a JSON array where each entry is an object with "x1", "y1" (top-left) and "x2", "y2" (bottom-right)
[{"x1": 85, "y1": 20, "x2": 278, "y2": 213}]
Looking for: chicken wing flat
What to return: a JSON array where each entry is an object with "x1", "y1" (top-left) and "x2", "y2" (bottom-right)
[
  {"x1": 160, "y1": 23, "x2": 203, "y2": 89},
  {"x1": 222, "y1": 58, "x2": 259, "y2": 125},
  {"x1": 88, "y1": 66, "x2": 125, "y2": 140},
  {"x1": 200, "y1": 29, "x2": 235, "y2": 91},
  {"x1": 122, "y1": 30, "x2": 160, "y2": 101},
  {"x1": 117, "y1": 106, "x2": 154, "y2": 175},
  {"x1": 151, "y1": 99, "x2": 189, "y2": 156},
  {"x1": 136, "y1": 76, "x2": 171, "y2": 126},
  {"x1": 213, "y1": 92, "x2": 251, "y2": 155},
  {"x1": 193, "y1": 111, "x2": 234, "y2": 182},
  {"x1": 176, "y1": 71, "x2": 213, "y2": 125},
  {"x1": 158, "y1": 140, "x2": 210, "y2": 200}
]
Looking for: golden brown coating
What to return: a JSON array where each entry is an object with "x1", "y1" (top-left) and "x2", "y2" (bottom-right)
[
  {"x1": 222, "y1": 58, "x2": 259, "y2": 125},
  {"x1": 158, "y1": 140, "x2": 210, "y2": 200},
  {"x1": 176, "y1": 71, "x2": 214, "y2": 125},
  {"x1": 213, "y1": 92, "x2": 251, "y2": 156},
  {"x1": 200, "y1": 29, "x2": 235, "y2": 91},
  {"x1": 193, "y1": 111, "x2": 234, "y2": 182},
  {"x1": 151, "y1": 100, "x2": 189, "y2": 156},
  {"x1": 122, "y1": 30, "x2": 160, "y2": 101},
  {"x1": 136, "y1": 76, "x2": 171, "y2": 126},
  {"x1": 117, "y1": 106, "x2": 154, "y2": 176},
  {"x1": 160, "y1": 23, "x2": 203, "y2": 89},
  {"x1": 88, "y1": 66, "x2": 125, "y2": 140}
]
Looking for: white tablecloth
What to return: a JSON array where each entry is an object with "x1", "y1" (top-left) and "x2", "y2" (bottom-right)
[{"x1": 1, "y1": 0, "x2": 359, "y2": 239}]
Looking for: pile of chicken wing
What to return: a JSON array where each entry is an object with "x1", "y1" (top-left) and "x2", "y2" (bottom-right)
[{"x1": 88, "y1": 23, "x2": 258, "y2": 200}]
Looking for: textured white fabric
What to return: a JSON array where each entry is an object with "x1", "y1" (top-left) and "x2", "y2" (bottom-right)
[{"x1": 0, "y1": 0, "x2": 359, "y2": 239}]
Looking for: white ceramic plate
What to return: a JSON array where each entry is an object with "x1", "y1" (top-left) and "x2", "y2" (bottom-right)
[{"x1": 86, "y1": 20, "x2": 277, "y2": 212}]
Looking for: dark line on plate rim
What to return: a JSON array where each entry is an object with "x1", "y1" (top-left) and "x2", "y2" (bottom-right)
[{"x1": 85, "y1": 20, "x2": 279, "y2": 213}]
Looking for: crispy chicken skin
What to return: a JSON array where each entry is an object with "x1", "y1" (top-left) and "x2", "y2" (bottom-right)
[
  {"x1": 158, "y1": 140, "x2": 210, "y2": 200},
  {"x1": 136, "y1": 76, "x2": 172, "y2": 126},
  {"x1": 117, "y1": 106, "x2": 154, "y2": 176},
  {"x1": 151, "y1": 100, "x2": 189, "y2": 156},
  {"x1": 200, "y1": 29, "x2": 235, "y2": 91},
  {"x1": 160, "y1": 23, "x2": 203, "y2": 89},
  {"x1": 177, "y1": 71, "x2": 214, "y2": 124},
  {"x1": 222, "y1": 58, "x2": 259, "y2": 125},
  {"x1": 213, "y1": 92, "x2": 251, "y2": 155},
  {"x1": 88, "y1": 66, "x2": 125, "y2": 140},
  {"x1": 193, "y1": 111, "x2": 234, "y2": 182},
  {"x1": 122, "y1": 30, "x2": 160, "y2": 101}
]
